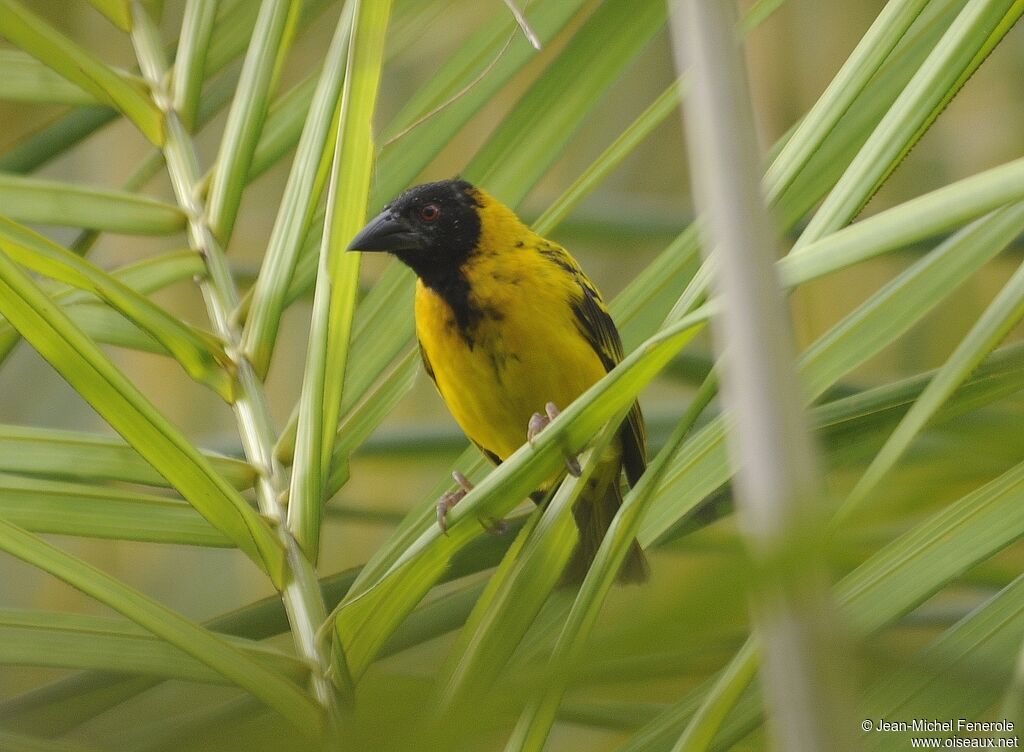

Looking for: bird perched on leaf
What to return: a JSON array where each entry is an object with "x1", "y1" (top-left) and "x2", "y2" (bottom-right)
[{"x1": 348, "y1": 179, "x2": 648, "y2": 584}]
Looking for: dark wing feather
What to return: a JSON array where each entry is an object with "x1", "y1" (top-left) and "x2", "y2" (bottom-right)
[
  {"x1": 562, "y1": 259, "x2": 648, "y2": 487},
  {"x1": 418, "y1": 338, "x2": 502, "y2": 466}
]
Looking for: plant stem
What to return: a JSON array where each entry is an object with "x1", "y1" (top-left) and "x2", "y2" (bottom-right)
[
  {"x1": 670, "y1": 1, "x2": 852, "y2": 750},
  {"x1": 129, "y1": 1, "x2": 338, "y2": 734}
]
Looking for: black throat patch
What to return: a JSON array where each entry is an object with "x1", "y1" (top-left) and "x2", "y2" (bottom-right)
[{"x1": 422, "y1": 267, "x2": 483, "y2": 346}]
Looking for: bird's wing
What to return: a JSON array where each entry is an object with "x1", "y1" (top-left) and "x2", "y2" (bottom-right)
[
  {"x1": 544, "y1": 245, "x2": 648, "y2": 486},
  {"x1": 418, "y1": 338, "x2": 502, "y2": 466}
]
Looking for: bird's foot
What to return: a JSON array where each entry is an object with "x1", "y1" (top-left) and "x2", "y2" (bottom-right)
[
  {"x1": 436, "y1": 471, "x2": 508, "y2": 535},
  {"x1": 527, "y1": 401, "x2": 582, "y2": 477},
  {"x1": 437, "y1": 471, "x2": 474, "y2": 535}
]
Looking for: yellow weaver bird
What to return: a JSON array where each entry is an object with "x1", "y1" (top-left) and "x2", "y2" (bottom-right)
[{"x1": 348, "y1": 179, "x2": 648, "y2": 583}]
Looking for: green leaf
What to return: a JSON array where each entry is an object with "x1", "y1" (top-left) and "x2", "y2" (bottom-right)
[
  {"x1": 436, "y1": 424, "x2": 623, "y2": 716},
  {"x1": 668, "y1": 638, "x2": 760, "y2": 752},
  {"x1": 86, "y1": 0, "x2": 133, "y2": 31},
  {"x1": 0, "y1": 608, "x2": 305, "y2": 683},
  {"x1": 0, "y1": 173, "x2": 185, "y2": 235},
  {"x1": 640, "y1": 204, "x2": 1020, "y2": 546},
  {"x1": 0, "y1": 0, "x2": 163, "y2": 144},
  {"x1": 836, "y1": 458, "x2": 1024, "y2": 636},
  {"x1": 0, "y1": 50, "x2": 98, "y2": 105},
  {"x1": 839, "y1": 208, "x2": 1024, "y2": 519},
  {"x1": 621, "y1": 454, "x2": 1024, "y2": 752},
  {"x1": 371, "y1": 0, "x2": 589, "y2": 208},
  {"x1": 0, "y1": 0, "x2": 333, "y2": 175},
  {"x1": 0, "y1": 218, "x2": 233, "y2": 400},
  {"x1": 206, "y1": 0, "x2": 301, "y2": 243},
  {"x1": 172, "y1": 0, "x2": 220, "y2": 130},
  {"x1": 467, "y1": 0, "x2": 668, "y2": 205},
  {"x1": 779, "y1": 156, "x2": 1024, "y2": 286},
  {"x1": 509, "y1": 379, "x2": 720, "y2": 752},
  {"x1": 276, "y1": 260, "x2": 415, "y2": 469},
  {"x1": 0, "y1": 519, "x2": 321, "y2": 734},
  {"x1": 0, "y1": 106, "x2": 118, "y2": 175},
  {"x1": 325, "y1": 348, "x2": 418, "y2": 493},
  {"x1": 0, "y1": 250, "x2": 205, "y2": 362},
  {"x1": 0, "y1": 473, "x2": 232, "y2": 546},
  {"x1": 287, "y1": 0, "x2": 393, "y2": 558},
  {"x1": 0, "y1": 424, "x2": 254, "y2": 489},
  {"x1": 795, "y1": 0, "x2": 1021, "y2": 247},
  {"x1": 246, "y1": 74, "x2": 318, "y2": 179},
  {"x1": 54, "y1": 303, "x2": 163, "y2": 354},
  {"x1": 762, "y1": 0, "x2": 931, "y2": 202},
  {"x1": 533, "y1": 78, "x2": 683, "y2": 236},
  {"x1": 800, "y1": 215, "x2": 1019, "y2": 399},
  {"x1": 0, "y1": 248, "x2": 284, "y2": 582},
  {"x1": 242, "y1": 2, "x2": 354, "y2": 377},
  {"x1": 864, "y1": 573, "x2": 1024, "y2": 723}
]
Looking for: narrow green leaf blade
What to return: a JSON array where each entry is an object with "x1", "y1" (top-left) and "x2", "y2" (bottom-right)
[
  {"x1": 437, "y1": 427, "x2": 622, "y2": 715},
  {"x1": 0, "y1": 473, "x2": 231, "y2": 546},
  {"x1": 288, "y1": 0, "x2": 393, "y2": 558},
  {"x1": 172, "y1": 0, "x2": 220, "y2": 130},
  {"x1": 206, "y1": 0, "x2": 300, "y2": 243},
  {"x1": 640, "y1": 203, "x2": 1023, "y2": 546},
  {"x1": 86, "y1": 0, "x2": 133, "y2": 31},
  {"x1": 0, "y1": 519, "x2": 320, "y2": 733},
  {"x1": 0, "y1": 218, "x2": 233, "y2": 399},
  {"x1": 0, "y1": 609, "x2": 305, "y2": 683},
  {"x1": 796, "y1": 0, "x2": 1021, "y2": 247},
  {"x1": 533, "y1": 78, "x2": 684, "y2": 236},
  {"x1": 0, "y1": 248, "x2": 285, "y2": 582},
  {"x1": 0, "y1": 424, "x2": 254, "y2": 489},
  {"x1": 779, "y1": 156, "x2": 1024, "y2": 287},
  {"x1": 242, "y1": 3, "x2": 354, "y2": 376},
  {"x1": 0, "y1": 0, "x2": 163, "y2": 144},
  {"x1": 0, "y1": 174, "x2": 185, "y2": 234},
  {"x1": 0, "y1": 50, "x2": 97, "y2": 105},
  {"x1": 763, "y1": 0, "x2": 931, "y2": 201},
  {"x1": 468, "y1": 0, "x2": 668, "y2": 205},
  {"x1": 840, "y1": 224, "x2": 1024, "y2": 518}
]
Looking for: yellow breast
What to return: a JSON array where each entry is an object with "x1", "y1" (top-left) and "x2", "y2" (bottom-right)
[{"x1": 415, "y1": 244, "x2": 607, "y2": 461}]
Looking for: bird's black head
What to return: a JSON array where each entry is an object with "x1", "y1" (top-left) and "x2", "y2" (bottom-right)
[{"x1": 348, "y1": 179, "x2": 482, "y2": 285}]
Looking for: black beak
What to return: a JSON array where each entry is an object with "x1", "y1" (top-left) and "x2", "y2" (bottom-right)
[{"x1": 347, "y1": 211, "x2": 422, "y2": 253}]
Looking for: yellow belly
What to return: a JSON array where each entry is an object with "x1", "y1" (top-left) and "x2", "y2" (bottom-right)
[{"x1": 415, "y1": 277, "x2": 607, "y2": 461}]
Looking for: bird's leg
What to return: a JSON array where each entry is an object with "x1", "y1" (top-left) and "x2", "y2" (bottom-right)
[
  {"x1": 437, "y1": 471, "x2": 474, "y2": 534},
  {"x1": 436, "y1": 470, "x2": 508, "y2": 535},
  {"x1": 527, "y1": 401, "x2": 582, "y2": 477}
]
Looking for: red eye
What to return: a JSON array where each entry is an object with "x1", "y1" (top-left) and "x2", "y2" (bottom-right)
[{"x1": 420, "y1": 203, "x2": 440, "y2": 222}]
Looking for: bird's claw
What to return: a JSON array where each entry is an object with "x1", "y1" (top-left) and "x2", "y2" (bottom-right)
[
  {"x1": 436, "y1": 471, "x2": 476, "y2": 534},
  {"x1": 527, "y1": 413, "x2": 547, "y2": 446},
  {"x1": 527, "y1": 401, "x2": 582, "y2": 477}
]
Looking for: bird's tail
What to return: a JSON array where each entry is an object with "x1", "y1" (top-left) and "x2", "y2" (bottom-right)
[{"x1": 564, "y1": 480, "x2": 649, "y2": 585}]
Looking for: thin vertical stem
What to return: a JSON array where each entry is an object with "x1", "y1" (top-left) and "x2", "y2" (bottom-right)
[
  {"x1": 669, "y1": 1, "x2": 852, "y2": 750},
  {"x1": 129, "y1": 1, "x2": 339, "y2": 735}
]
